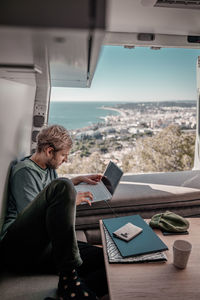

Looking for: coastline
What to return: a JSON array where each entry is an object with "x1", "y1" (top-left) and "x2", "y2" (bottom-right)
[
  {"x1": 72, "y1": 106, "x2": 125, "y2": 132},
  {"x1": 100, "y1": 106, "x2": 126, "y2": 117}
]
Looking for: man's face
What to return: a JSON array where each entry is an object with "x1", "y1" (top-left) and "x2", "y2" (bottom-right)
[{"x1": 47, "y1": 148, "x2": 70, "y2": 169}]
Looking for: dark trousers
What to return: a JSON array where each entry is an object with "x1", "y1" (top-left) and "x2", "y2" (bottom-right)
[{"x1": 0, "y1": 178, "x2": 108, "y2": 297}]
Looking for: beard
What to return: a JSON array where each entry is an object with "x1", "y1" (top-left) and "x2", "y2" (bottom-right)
[
  {"x1": 46, "y1": 160, "x2": 57, "y2": 169},
  {"x1": 46, "y1": 155, "x2": 60, "y2": 169}
]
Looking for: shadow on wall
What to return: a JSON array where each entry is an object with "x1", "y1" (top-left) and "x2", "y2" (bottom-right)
[
  {"x1": 0, "y1": 118, "x2": 32, "y2": 233},
  {"x1": 0, "y1": 161, "x2": 13, "y2": 233}
]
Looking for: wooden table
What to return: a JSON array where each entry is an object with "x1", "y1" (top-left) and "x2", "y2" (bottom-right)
[{"x1": 100, "y1": 218, "x2": 200, "y2": 300}]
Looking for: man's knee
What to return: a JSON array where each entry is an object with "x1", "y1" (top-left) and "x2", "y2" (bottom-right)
[
  {"x1": 47, "y1": 178, "x2": 76, "y2": 204},
  {"x1": 53, "y1": 177, "x2": 74, "y2": 188}
]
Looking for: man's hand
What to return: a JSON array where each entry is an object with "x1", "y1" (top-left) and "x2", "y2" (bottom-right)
[
  {"x1": 76, "y1": 191, "x2": 93, "y2": 206},
  {"x1": 72, "y1": 174, "x2": 102, "y2": 186}
]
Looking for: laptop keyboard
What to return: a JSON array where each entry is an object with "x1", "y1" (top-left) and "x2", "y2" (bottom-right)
[{"x1": 75, "y1": 181, "x2": 111, "y2": 201}]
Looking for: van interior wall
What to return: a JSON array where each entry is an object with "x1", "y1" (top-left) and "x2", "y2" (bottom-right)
[{"x1": 0, "y1": 78, "x2": 36, "y2": 232}]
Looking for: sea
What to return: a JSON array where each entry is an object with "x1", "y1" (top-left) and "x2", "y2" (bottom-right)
[{"x1": 49, "y1": 101, "x2": 122, "y2": 130}]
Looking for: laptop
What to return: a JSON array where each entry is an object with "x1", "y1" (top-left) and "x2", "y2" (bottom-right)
[{"x1": 75, "y1": 161, "x2": 123, "y2": 203}]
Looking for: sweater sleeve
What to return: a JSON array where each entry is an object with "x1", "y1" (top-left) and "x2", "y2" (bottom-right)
[{"x1": 11, "y1": 167, "x2": 41, "y2": 213}]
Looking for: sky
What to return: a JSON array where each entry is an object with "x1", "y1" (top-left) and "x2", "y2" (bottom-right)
[{"x1": 51, "y1": 45, "x2": 200, "y2": 102}]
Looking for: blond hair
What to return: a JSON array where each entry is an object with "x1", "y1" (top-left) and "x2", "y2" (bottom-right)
[{"x1": 36, "y1": 125, "x2": 73, "y2": 153}]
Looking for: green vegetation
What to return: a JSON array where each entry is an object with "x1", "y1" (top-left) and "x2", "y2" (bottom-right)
[
  {"x1": 122, "y1": 125, "x2": 195, "y2": 173},
  {"x1": 57, "y1": 125, "x2": 195, "y2": 175}
]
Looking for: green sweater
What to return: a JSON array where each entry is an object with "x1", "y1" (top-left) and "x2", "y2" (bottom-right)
[{"x1": 0, "y1": 156, "x2": 57, "y2": 240}]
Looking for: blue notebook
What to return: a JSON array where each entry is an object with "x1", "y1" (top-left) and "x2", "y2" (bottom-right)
[{"x1": 102, "y1": 215, "x2": 168, "y2": 258}]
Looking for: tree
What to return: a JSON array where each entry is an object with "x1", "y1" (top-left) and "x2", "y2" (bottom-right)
[
  {"x1": 58, "y1": 125, "x2": 195, "y2": 176},
  {"x1": 122, "y1": 125, "x2": 195, "y2": 173}
]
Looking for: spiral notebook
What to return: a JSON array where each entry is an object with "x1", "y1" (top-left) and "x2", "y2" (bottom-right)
[
  {"x1": 103, "y1": 224, "x2": 167, "y2": 263},
  {"x1": 102, "y1": 215, "x2": 168, "y2": 258}
]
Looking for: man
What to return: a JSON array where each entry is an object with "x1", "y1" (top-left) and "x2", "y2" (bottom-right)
[{"x1": 0, "y1": 125, "x2": 108, "y2": 300}]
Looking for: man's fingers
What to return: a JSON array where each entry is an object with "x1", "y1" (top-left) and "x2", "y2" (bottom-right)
[
  {"x1": 83, "y1": 191, "x2": 93, "y2": 200},
  {"x1": 84, "y1": 198, "x2": 92, "y2": 206},
  {"x1": 77, "y1": 191, "x2": 93, "y2": 202},
  {"x1": 87, "y1": 176, "x2": 102, "y2": 185},
  {"x1": 92, "y1": 174, "x2": 102, "y2": 181},
  {"x1": 86, "y1": 179, "x2": 97, "y2": 185}
]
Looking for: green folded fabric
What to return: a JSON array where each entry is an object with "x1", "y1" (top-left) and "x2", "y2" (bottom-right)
[{"x1": 149, "y1": 211, "x2": 189, "y2": 232}]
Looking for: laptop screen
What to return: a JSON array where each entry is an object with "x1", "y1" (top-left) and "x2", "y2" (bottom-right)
[{"x1": 102, "y1": 161, "x2": 123, "y2": 195}]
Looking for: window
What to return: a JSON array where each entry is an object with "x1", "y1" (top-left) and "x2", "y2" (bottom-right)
[{"x1": 49, "y1": 46, "x2": 199, "y2": 175}]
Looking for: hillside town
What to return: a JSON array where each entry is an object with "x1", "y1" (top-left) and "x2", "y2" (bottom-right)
[
  {"x1": 58, "y1": 101, "x2": 196, "y2": 175},
  {"x1": 72, "y1": 101, "x2": 196, "y2": 137}
]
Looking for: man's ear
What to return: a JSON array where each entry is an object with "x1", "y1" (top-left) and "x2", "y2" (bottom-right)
[{"x1": 45, "y1": 146, "x2": 54, "y2": 157}]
